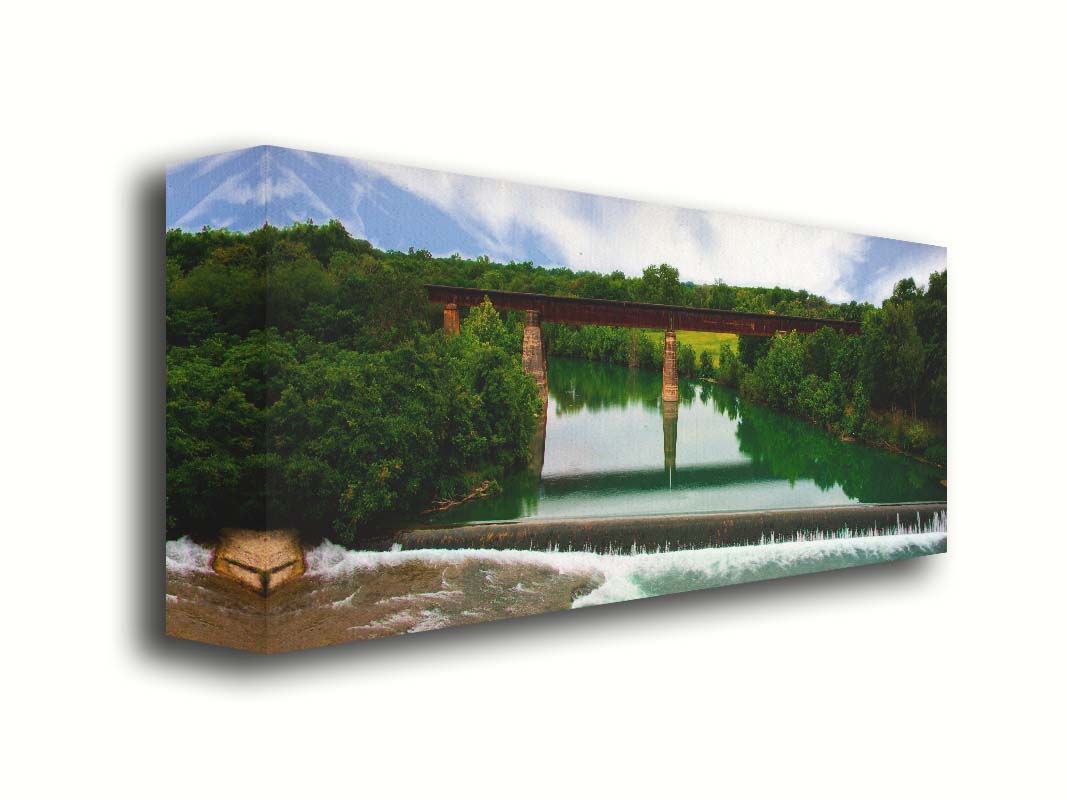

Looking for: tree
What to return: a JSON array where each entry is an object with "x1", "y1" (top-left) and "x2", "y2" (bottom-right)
[
  {"x1": 738, "y1": 334, "x2": 771, "y2": 367},
  {"x1": 265, "y1": 243, "x2": 337, "y2": 330},
  {"x1": 803, "y1": 326, "x2": 840, "y2": 380},
  {"x1": 887, "y1": 276, "x2": 921, "y2": 305},
  {"x1": 636, "y1": 264, "x2": 682, "y2": 305},
  {"x1": 677, "y1": 343, "x2": 697, "y2": 377},
  {"x1": 741, "y1": 332, "x2": 805, "y2": 411},
  {"x1": 717, "y1": 342, "x2": 744, "y2": 387},
  {"x1": 913, "y1": 271, "x2": 947, "y2": 420},
  {"x1": 927, "y1": 270, "x2": 947, "y2": 304},
  {"x1": 705, "y1": 279, "x2": 737, "y2": 310},
  {"x1": 862, "y1": 304, "x2": 925, "y2": 415},
  {"x1": 698, "y1": 349, "x2": 714, "y2": 378},
  {"x1": 464, "y1": 297, "x2": 513, "y2": 350}
]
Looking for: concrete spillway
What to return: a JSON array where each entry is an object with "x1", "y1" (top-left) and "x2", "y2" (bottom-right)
[{"x1": 395, "y1": 503, "x2": 947, "y2": 553}]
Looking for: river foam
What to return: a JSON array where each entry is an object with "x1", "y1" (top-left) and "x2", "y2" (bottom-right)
[
  {"x1": 305, "y1": 512, "x2": 947, "y2": 611},
  {"x1": 165, "y1": 537, "x2": 213, "y2": 574},
  {"x1": 571, "y1": 530, "x2": 945, "y2": 607},
  {"x1": 167, "y1": 518, "x2": 946, "y2": 650}
]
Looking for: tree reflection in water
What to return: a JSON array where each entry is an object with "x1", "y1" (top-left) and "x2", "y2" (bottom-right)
[{"x1": 425, "y1": 357, "x2": 944, "y2": 524}]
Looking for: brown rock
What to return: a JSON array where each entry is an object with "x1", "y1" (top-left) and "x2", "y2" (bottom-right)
[{"x1": 213, "y1": 528, "x2": 305, "y2": 596}]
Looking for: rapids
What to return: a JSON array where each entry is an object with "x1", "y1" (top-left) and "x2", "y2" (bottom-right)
[{"x1": 165, "y1": 512, "x2": 946, "y2": 652}]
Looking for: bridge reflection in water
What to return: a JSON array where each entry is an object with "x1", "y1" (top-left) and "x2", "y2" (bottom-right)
[{"x1": 424, "y1": 357, "x2": 946, "y2": 526}]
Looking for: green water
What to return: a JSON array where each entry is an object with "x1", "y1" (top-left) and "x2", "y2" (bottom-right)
[{"x1": 428, "y1": 357, "x2": 946, "y2": 524}]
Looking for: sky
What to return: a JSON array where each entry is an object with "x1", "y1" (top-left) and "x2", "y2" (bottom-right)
[{"x1": 166, "y1": 145, "x2": 946, "y2": 305}]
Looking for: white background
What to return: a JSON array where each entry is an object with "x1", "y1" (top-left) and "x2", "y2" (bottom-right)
[{"x1": 3, "y1": 2, "x2": 1064, "y2": 798}]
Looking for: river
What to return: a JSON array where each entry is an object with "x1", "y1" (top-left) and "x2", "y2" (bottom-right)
[
  {"x1": 426, "y1": 357, "x2": 946, "y2": 525},
  {"x1": 165, "y1": 357, "x2": 947, "y2": 652}
]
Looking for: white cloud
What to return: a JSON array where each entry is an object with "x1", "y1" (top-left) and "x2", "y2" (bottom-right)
[
  {"x1": 864, "y1": 247, "x2": 947, "y2": 305},
  {"x1": 260, "y1": 166, "x2": 333, "y2": 219},
  {"x1": 358, "y1": 158, "x2": 718, "y2": 271},
  {"x1": 173, "y1": 169, "x2": 259, "y2": 227},
  {"x1": 193, "y1": 150, "x2": 244, "y2": 178},
  {"x1": 172, "y1": 159, "x2": 336, "y2": 229},
  {"x1": 356, "y1": 157, "x2": 879, "y2": 301},
  {"x1": 293, "y1": 149, "x2": 320, "y2": 168},
  {"x1": 701, "y1": 212, "x2": 871, "y2": 302}
]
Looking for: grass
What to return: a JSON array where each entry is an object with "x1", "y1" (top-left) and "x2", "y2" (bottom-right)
[
  {"x1": 641, "y1": 330, "x2": 738, "y2": 366},
  {"x1": 677, "y1": 331, "x2": 738, "y2": 366}
]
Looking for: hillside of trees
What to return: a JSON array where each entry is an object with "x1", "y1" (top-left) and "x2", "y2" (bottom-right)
[
  {"x1": 166, "y1": 219, "x2": 946, "y2": 542},
  {"x1": 166, "y1": 222, "x2": 541, "y2": 544}
]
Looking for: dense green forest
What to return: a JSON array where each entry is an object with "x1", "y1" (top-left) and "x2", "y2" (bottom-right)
[
  {"x1": 167, "y1": 219, "x2": 946, "y2": 543},
  {"x1": 166, "y1": 222, "x2": 542, "y2": 544},
  {"x1": 716, "y1": 272, "x2": 946, "y2": 464}
]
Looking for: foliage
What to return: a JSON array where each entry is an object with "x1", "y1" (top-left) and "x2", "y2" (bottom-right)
[
  {"x1": 732, "y1": 273, "x2": 947, "y2": 462},
  {"x1": 716, "y1": 342, "x2": 746, "y2": 388},
  {"x1": 166, "y1": 223, "x2": 539, "y2": 544},
  {"x1": 463, "y1": 296, "x2": 518, "y2": 351},
  {"x1": 737, "y1": 334, "x2": 771, "y2": 367},
  {"x1": 740, "y1": 332, "x2": 805, "y2": 411},
  {"x1": 862, "y1": 300, "x2": 925, "y2": 416},
  {"x1": 545, "y1": 323, "x2": 657, "y2": 369},
  {"x1": 698, "y1": 349, "x2": 714, "y2": 379},
  {"x1": 635, "y1": 264, "x2": 683, "y2": 305},
  {"x1": 677, "y1": 343, "x2": 697, "y2": 377}
]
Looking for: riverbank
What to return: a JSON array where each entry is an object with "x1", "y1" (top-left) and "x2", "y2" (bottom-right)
[
  {"x1": 421, "y1": 479, "x2": 502, "y2": 515},
  {"x1": 695, "y1": 374, "x2": 947, "y2": 470}
]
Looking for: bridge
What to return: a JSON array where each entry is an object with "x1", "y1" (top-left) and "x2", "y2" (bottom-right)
[{"x1": 427, "y1": 284, "x2": 861, "y2": 405}]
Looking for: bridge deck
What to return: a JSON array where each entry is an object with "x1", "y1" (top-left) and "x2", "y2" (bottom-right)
[{"x1": 425, "y1": 284, "x2": 860, "y2": 336}]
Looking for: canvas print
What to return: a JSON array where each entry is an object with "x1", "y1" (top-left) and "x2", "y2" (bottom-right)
[{"x1": 165, "y1": 145, "x2": 947, "y2": 653}]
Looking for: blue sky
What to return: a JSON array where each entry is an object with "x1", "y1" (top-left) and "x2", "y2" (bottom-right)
[{"x1": 167, "y1": 145, "x2": 946, "y2": 304}]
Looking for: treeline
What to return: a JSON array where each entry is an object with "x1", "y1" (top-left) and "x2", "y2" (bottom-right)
[
  {"x1": 544, "y1": 325, "x2": 699, "y2": 378},
  {"x1": 420, "y1": 253, "x2": 868, "y2": 320},
  {"x1": 713, "y1": 273, "x2": 947, "y2": 464},
  {"x1": 166, "y1": 222, "x2": 540, "y2": 544},
  {"x1": 167, "y1": 219, "x2": 867, "y2": 321}
]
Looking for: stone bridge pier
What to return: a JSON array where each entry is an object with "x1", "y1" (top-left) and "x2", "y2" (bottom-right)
[
  {"x1": 443, "y1": 302, "x2": 461, "y2": 336},
  {"x1": 662, "y1": 328, "x2": 678, "y2": 402},
  {"x1": 522, "y1": 309, "x2": 549, "y2": 411}
]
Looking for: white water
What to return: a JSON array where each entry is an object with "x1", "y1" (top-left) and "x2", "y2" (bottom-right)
[
  {"x1": 168, "y1": 517, "x2": 948, "y2": 605},
  {"x1": 167, "y1": 519, "x2": 946, "y2": 647},
  {"x1": 165, "y1": 537, "x2": 213, "y2": 574},
  {"x1": 572, "y1": 531, "x2": 945, "y2": 607},
  {"x1": 303, "y1": 513, "x2": 947, "y2": 610}
]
